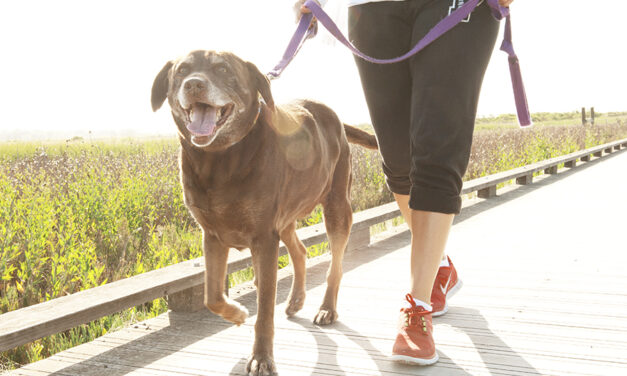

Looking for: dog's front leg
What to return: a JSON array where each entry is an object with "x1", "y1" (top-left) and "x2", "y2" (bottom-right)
[
  {"x1": 203, "y1": 233, "x2": 249, "y2": 325},
  {"x1": 247, "y1": 232, "x2": 280, "y2": 376}
]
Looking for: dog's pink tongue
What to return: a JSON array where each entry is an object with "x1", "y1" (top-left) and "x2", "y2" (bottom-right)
[{"x1": 187, "y1": 104, "x2": 217, "y2": 136}]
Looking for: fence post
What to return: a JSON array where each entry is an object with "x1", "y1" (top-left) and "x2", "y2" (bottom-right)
[
  {"x1": 590, "y1": 107, "x2": 595, "y2": 125},
  {"x1": 564, "y1": 160, "x2": 577, "y2": 168},
  {"x1": 581, "y1": 107, "x2": 586, "y2": 125},
  {"x1": 347, "y1": 226, "x2": 371, "y2": 251},
  {"x1": 544, "y1": 165, "x2": 558, "y2": 175},
  {"x1": 168, "y1": 285, "x2": 205, "y2": 312},
  {"x1": 478, "y1": 185, "x2": 497, "y2": 198},
  {"x1": 516, "y1": 174, "x2": 533, "y2": 185}
]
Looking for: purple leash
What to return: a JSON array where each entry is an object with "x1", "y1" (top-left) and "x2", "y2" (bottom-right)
[{"x1": 268, "y1": 0, "x2": 531, "y2": 127}]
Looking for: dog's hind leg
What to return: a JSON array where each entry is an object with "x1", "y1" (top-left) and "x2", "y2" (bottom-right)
[
  {"x1": 314, "y1": 152, "x2": 353, "y2": 325},
  {"x1": 202, "y1": 233, "x2": 249, "y2": 325},
  {"x1": 281, "y1": 222, "x2": 307, "y2": 317}
]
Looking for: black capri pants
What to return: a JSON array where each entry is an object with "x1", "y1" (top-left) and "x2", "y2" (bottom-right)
[{"x1": 348, "y1": 0, "x2": 499, "y2": 214}]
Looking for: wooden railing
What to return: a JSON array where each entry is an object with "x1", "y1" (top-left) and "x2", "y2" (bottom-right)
[{"x1": 1, "y1": 137, "x2": 626, "y2": 352}]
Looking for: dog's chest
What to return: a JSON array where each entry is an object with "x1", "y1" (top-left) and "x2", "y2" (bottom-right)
[{"x1": 185, "y1": 187, "x2": 269, "y2": 247}]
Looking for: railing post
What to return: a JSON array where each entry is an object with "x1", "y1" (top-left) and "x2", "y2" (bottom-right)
[
  {"x1": 544, "y1": 165, "x2": 558, "y2": 175},
  {"x1": 516, "y1": 174, "x2": 533, "y2": 185},
  {"x1": 347, "y1": 226, "x2": 371, "y2": 251},
  {"x1": 581, "y1": 107, "x2": 586, "y2": 125},
  {"x1": 478, "y1": 185, "x2": 497, "y2": 198},
  {"x1": 168, "y1": 284, "x2": 205, "y2": 312}
]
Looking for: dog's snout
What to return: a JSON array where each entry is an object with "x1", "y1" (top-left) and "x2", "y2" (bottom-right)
[{"x1": 183, "y1": 78, "x2": 207, "y2": 94}]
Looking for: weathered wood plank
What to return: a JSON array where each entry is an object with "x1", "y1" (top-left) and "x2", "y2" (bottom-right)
[{"x1": 0, "y1": 258, "x2": 205, "y2": 352}]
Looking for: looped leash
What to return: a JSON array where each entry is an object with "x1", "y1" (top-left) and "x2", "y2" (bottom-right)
[{"x1": 268, "y1": 0, "x2": 531, "y2": 127}]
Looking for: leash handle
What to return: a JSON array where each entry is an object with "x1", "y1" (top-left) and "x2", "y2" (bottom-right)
[{"x1": 500, "y1": 15, "x2": 531, "y2": 126}]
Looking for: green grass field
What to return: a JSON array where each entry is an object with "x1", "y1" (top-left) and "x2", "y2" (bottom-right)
[{"x1": 1, "y1": 112, "x2": 627, "y2": 370}]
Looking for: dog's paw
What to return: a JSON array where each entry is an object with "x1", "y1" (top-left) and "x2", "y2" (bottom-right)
[
  {"x1": 221, "y1": 299, "x2": 249, "y2": 326},
  {"x1": 313, "y1": 309, "x2": 338, "y2": 325},
  {"x1": 285, "y1": 290, "x2": 306, "y2": 317},
  {"x1": 246, "y1": 354, "x2": 277, "y2": 376}
]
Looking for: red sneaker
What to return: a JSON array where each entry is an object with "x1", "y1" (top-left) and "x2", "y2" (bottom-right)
[
  {"x1": 390, "y1": 294, "x2": 438, "y2": 365},
  {"x1": 431, "y1": 256, "x2": 462, "y2": 317}
]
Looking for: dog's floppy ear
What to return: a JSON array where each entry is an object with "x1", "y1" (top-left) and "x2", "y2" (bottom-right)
[
  {"x1": 151, "y1": 61, "x2": 173, "y2": 112},
  {"x1": 246, "y1": 61, "x2": 275, "y2": 111}
]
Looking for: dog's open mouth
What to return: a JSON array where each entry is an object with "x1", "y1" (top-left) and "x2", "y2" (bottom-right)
[{"x1": 185, "y1": 102, "x2": 234, "y2": 138}]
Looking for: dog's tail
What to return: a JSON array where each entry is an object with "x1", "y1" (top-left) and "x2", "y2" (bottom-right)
[{"x1": 344, "y1": 124, "x2": 378, "y2": 150}]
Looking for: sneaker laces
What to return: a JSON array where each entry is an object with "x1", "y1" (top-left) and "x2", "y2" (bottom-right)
[{"x1": 400, "y1": 294, "x2": 431, "y2": 334}]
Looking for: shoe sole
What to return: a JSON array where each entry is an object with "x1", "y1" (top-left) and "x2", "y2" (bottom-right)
[
  {"x1": 390, "y1": 353, "x2": 439, "y2": 365},
  {"x1": 432, "y1": 278, "x2": 463, "y2": 317}
]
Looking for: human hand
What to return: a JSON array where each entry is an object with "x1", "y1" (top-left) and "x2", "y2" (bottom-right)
[
  {"x1": 499, "y1": 0, "x2": 514, "y2": 7},
  {"x1": 292, "y1": 0, "x2": 320, "y2": 36},
  {"x1": 293, "y1": 0, "x2": 320, "y2": 22}
]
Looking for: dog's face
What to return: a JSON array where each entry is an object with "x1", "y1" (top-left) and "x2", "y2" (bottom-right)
[{"x1": 151, "y1": 50, "x2": 274, "y2": 150}]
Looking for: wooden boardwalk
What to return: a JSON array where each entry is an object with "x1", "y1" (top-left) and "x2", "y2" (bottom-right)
[{"x1": 8, "y1": 149, "x2": 627, "y2": 376}]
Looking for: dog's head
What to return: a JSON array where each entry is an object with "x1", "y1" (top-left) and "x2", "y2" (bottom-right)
[{"x1": 151, "y1": 50, "x2": 274, "y2": 150}]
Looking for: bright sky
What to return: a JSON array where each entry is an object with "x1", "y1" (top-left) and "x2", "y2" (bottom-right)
[{"x1": 1, "y1": 0, "x2": 625, "y2": 140}]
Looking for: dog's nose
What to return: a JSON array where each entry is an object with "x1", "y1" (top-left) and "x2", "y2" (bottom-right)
[{"x1": 183, "y1": 78, "x2": 207, "y2": 93}]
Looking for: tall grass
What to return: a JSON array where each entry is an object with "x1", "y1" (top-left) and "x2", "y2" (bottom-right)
[{"x1": 1, "y1": 116, "x2": 626, "y2": 370}]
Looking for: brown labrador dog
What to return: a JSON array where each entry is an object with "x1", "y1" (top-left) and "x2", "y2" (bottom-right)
[{"x1": 151, "y1": 50, "x2": 377, "y2": 376}]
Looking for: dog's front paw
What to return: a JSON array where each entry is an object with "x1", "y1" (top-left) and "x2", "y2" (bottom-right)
[
  {"x1": 246, "y1": 353, "x2": 277, "y2": 376},
  {"x1": 285, "y1": 290, "x2": 306, "y2": 317},
  {"x1": 313, "y1": 308, "x2": 338, "y2": 325},
  {"x1": 221, "y1": 298, "x2": 249, "y2": 326}
]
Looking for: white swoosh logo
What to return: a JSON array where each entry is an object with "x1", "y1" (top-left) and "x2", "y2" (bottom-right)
[{"x1": 440, "y1": 279, "x2": 450, "y2": 295}]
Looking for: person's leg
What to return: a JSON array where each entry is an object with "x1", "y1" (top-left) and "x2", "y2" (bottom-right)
[
  {"x1": 348, "y1": 2, "x2": 414, "y2": 210},
  {"x1": 409, "y1": 210, "x2": 454, "y2": 302},
  {"x1": 407, "y1": 1, "x2": 500, "y2": 306},
  {"x1": 393, "y1": 193, "x2": 412, "y2": 228},
  {"x1": 391, "y1": 2, "x2": 500, "y2": 366}
]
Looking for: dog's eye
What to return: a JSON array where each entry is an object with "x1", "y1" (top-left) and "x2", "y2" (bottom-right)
[
  {"x1": 216, "y1": 65, "x2": 228, "y2": 74},
  {"x1": 177, "y1": 65, "x2": 189, "y2": 76}
]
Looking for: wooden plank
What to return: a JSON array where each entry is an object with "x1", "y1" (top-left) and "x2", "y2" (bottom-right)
[
  {"x1": 0, "y1": 258, "x2": 205, "y2": 352},
  {"x1": 462, "y1": 138, "x2": 627, "y2": 194}
]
